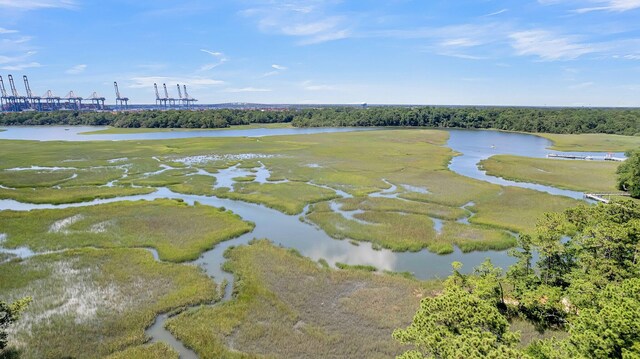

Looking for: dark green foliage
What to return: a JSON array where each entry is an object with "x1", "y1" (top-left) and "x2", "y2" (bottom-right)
[
  {"x1": 0, "y1": 109, "x2": 293, "y2": 128},
  {"x1": 396, "y1": 200, "x2": 640, "y2": 359},
  {"x1": 1, "y1": 107, "x2": 640, "y2": 135},
  {"x1": 393, "y1": 267, "x2": 521, "y2": 358},
  {"x1": 0, "y1": 297, "x2": 31, "y2": 350},
  {"x1": 617, "y1": 149, "x2": 640, "y2": 197}
]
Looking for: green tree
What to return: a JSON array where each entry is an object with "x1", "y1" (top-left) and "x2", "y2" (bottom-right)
[
  {"x1": 617, "y1": 149, "x2": 640, "y2": 198},
  {"x1": 393, "y1": 265, "x2": 523, "y2": 359},
  {"x1": 0, "y1": 297, "x2": 31, "y2": 351}
]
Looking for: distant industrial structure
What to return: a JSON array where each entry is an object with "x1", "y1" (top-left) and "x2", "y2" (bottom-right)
[{"x1": 1, "y1": 74, "x2": 198, "y2": 112}]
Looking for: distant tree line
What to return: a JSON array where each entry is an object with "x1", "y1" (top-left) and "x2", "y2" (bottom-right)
[{"x1": 1, "y1": 107, "x2": 639, "y2": 135}]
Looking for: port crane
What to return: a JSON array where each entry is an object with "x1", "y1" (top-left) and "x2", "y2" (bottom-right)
[
  {"x1": 23, "y1": 75, "x2": 42, "y2": 110},
  {"x1": 114, "y1": 82, "x2": 129, "y2": 110},
  {"x1": 154, "y1": 83, "x2": 167, "y2": 107},
  {"x1": 8, "y1": 75, "x2": 28, "y2": 110},
  {"x1": 163, "y1": 83, "x2": 176, "y2": 108},
  {"x1": 176, "y1": 84, "x2": 184, "y2": 107},
  {"x1": 85, "y1": 92, "x2": 106, "y2": 110},
  {"x1": 62, "y1": 91, "x2": 83, "y2": 110},
  {"x1": 0, "y1": 75, "x2": 8, "y2": 110},
  {"x1": 183, "y1": 85, "x2": 197, "y2": 108},
  {"x1": 42, "y1": 90, "x2": 61, "y2": 110}
]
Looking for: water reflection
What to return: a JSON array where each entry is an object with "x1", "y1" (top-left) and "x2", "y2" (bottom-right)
[
  {"x1": 447, "y1": 129, "x2": 625, "y2": 199},
  {"x1": 0, "y1": 126, "x2": 377, "y2": 141}
]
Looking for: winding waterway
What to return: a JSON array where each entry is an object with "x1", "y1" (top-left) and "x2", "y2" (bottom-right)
[{"x1": 0, "y1": 126, "x2": 623, "y2": 358}]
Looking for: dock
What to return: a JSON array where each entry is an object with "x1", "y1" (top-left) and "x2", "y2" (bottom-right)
[
  {"x1": 547, "y1": 154, "x2": 591, "y2": 160},
  {"x1": 547, "y1": 154, "x2": 626, "y2": 162},
  {"x1": 584, "y1": 193, "x2": 631, "y2": 203}
]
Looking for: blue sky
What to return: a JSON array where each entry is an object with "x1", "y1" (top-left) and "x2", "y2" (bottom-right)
[{"x1": 0, "y1": 0, "x2": 639, "y2": 106}]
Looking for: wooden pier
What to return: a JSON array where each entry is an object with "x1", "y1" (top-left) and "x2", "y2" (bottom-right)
[
  {"x1": 547, "y1": 153, "x2": 626, "y2": 162},
  {"x1": 584, "y1": 193, "x2": 631, "y2": 203},
  {"x1": 547, "y1": 154, "x2": 590, "y2": 160}
]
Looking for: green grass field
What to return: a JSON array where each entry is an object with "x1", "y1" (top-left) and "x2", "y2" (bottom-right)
[
  {"x1": 480, "y1": 155, "x2": 620, "y2": 193},
  {"x1": 0, "y1": 248, "x2": 215, "y2": 358},
  {"x1": 538, "y1": 133, "x2": 640, "y2": 152},
  {"x1": 166, "y1": 240, "x2": 442, "y2": 359},
  {"x1": 0, "y1": 199, "x2": 254, "y2": 262}
]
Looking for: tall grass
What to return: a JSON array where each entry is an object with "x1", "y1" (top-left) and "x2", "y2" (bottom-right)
[
  {"x1": 0, "y1": 248, "x2": 216, "y2": 358},
  {"x1": 166, "y1": 240, "x2": 441, "y2": 359},
  {"x1": 0, "y1": 199, "x2": 254, "y2": 262}
]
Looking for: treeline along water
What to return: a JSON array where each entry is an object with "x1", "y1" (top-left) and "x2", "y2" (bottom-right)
[{"x1": 1, "y1": 107, "x2": 639, "y2": 135}]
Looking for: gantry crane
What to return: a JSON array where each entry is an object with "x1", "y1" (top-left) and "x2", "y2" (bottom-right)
[
  {"x1": 183, "y1": 85, "x2": 197, "y2": 108},
  {"x1": 62, "y1": 91, "x2": 83, "y2": 110},
  {"x1": 42, "y1": 90, "x2": 61, "y2": 110},
  {"x1": 176, "y1": 84, "x2": 184, "y2": 107},
  {"x1": 154, "y1": 83, "x2": 167, "y2": 107},
  {"x1": 163, "y1": 83, "x2": 176, "y2": 108},
  {"x1": 23, "y1": 75, "x2": 42, "y2": 110},
  {"x1": 8, "y1": 75, "x2": 27, "y2": 110},
  {"x1": 85, "y1": 92, "x2": 105, "y2": 110},
  {"x1": 0, "y1": 75, "x2": 8, "y2": 110},
  {"x1": 114, "y1": 82, "x2": 129, "y2": 110}
]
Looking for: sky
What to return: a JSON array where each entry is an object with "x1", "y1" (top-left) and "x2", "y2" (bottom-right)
[{"x1": 0, "y1": 0, "x2": 639, "y2": 106}]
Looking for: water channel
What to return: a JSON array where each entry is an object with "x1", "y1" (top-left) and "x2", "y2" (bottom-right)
[{"x1": 0, "y1": 126, "x2": 623, "y2": 358}]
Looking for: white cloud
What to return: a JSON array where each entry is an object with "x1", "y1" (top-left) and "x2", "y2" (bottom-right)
[
  {"x1": 0, "y1": 0, "x2": 77, "y2": 10},
  {"x1": 65, "y1": 64, "x2": 86, "y2": 74},
  {"x1": 199, "y1": 49, "x2": 228, "y2": 71},
  {"x1": 510, "y1": 30, "x2": 595, "y2": 60},
  {"x1": 482, "y1": 9, "x2": 509, "y2": 17},
  {"x1": 1, "y1": 61, "x2": 41, "y2": 70},
  {"x1": 0, "y1": 27, "x2": 18, "y2": 34},
  {"x1": 262, "y1": 64, "x2": 288, "y2": 77},
  {"x1": 539, "y1": 0, "x2": 640, "y2": 12},
  {"x1": 223, "y1": 87, "x2": 272, "y2": 93},
  {"x1": 241, "y1": 1, "x2": 352, "y2": 45}
]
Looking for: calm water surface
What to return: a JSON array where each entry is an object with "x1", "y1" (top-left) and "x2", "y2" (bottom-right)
[{"x1": 0, "y1": 125, "x2": 376, "y2": 141}]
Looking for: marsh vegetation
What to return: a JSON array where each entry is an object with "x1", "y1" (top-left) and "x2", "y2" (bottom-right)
[{"x1": 0, "y1": 126, "x2": 636, "y2": 358}]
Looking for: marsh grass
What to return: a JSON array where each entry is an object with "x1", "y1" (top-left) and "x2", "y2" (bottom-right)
[
  {"x1": 0, "y1": 186, "x2": 155, "y2": 204},
  {"x1": 167, "y1": 174, "x2": 217, "y2": 196},
  {"x1": 62, "y1": 167, "x2": 127, "y2": 186},
  {"x1": 335, "y1": 262, "x2": 378, "y2": 272},
  {"x1": 167, "y1": 240, "x2": 441, "y2": 359},
  {"x1": 0, "y1": 248, "x2": 215, "y2": 358},
  {"x1": 0, "y1": 169, "x2": 76, "y2": 188},
  {"x1": 215, "y1": 182, "x2": 340, "y2": 215},
  {"x1": 480, "y1": 155, "x2": 619, "y2": 193},
  {"x1": 339, "y1": 196, "x2": 466, "y2": 220},
  {"x1": 309, "y1": 200, "x2": 516, "y2": 254},
  {"x1": 105, "y1": 342, "x2": 178, "y2": 359},
  {"x1": 307, "y1": 202, "x2": 438, "y2": 252},
  {"x1": 538, "y1": 133, "x2": 640, "y2": 152},
  {"x1": 0, "y1": 199, "x2": 254, "y2": 262},
  {"x1": 119, "y1": 168, "x2": 196, "y2": 187},
  {"x1": 471, "y1": 187, "x2": 581, "y2": 233}
]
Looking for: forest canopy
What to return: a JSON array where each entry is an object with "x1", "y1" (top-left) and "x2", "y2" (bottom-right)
[{"x1": 1, "y1": 107, "x2": 639, "y2": 135}]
